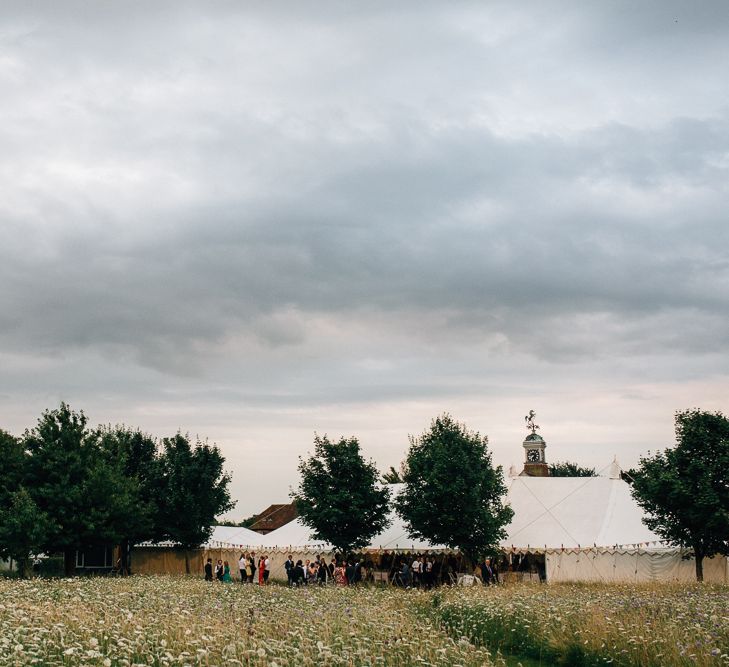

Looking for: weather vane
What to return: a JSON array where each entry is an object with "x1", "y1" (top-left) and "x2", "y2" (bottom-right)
[{"x1": 525, "y1": 410, "x2": 539, "y2": 434}]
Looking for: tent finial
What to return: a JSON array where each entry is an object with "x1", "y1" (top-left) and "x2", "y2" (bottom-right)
[{"x1": 609, "y1": 456, "x2": 621, "y2": 479}]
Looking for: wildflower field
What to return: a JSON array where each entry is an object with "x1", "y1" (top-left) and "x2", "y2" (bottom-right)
[
  {"x1": 434, "y1": 583, "x2": 729, "y2": 667},
  {"x1": 0, "y1": 577, "x2": 727, "y2": 667}
]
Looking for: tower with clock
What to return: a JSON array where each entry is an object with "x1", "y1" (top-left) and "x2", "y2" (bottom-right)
[{"x1": 521, "y1": 410, "x2": 549, "y2": 477}]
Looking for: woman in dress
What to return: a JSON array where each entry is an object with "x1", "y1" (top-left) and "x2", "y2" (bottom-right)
[
  {"x1": 258, "y1": 554, "x2": 266, "y2": 585},
  {"x1": 222, "y1": 560, "x2": 232, "y2": 582},
  {"x1": 334, "y1": 561, "x2": 347, "y2": 586}
]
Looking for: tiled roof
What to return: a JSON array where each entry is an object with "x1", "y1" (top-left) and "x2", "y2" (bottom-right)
[{"x1": 248, "y1": 503, "x2": 298, "y2": 533}]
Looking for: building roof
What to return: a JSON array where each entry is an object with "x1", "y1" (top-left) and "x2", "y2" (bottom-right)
[{"x1": 248, "y1": 503, "x2": 299, "y2": 533}]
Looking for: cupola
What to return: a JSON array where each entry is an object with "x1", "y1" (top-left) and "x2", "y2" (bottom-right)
[{"x1": 520, "y1": 410, "x2": 549, "y2": 477}]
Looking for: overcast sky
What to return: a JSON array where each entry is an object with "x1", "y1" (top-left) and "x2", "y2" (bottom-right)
[{"x1": 2, "y1": 1, "x2": 728, "y2": 517}]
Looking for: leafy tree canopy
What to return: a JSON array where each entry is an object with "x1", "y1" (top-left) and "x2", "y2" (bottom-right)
[
  {"x1": 631, "y1": 409, "x2": 729, "y2": 581},
  {"x1": 0, "y1": 429, "x2": 24, "y2": 508},
  {"x1": 158, "y1": 433, "x2": 235, "y2": 570},
  {"x1": 215, "y1": 514, "x2": 258, "y2": 527},
  {"x1": 292, "y1": 435, "x2": 391, "y2": 555},
  {"x1": 396, "y1": 414, "x2": 513, "y2": 561},
  {"x1": 548, "y1": 461, "x2": 597, "y2": 477},
  {"x1": 0, "y1": 487, "x2": 53, "y2": 578},
  {"x1": 22, "y1": 403, "x2": 141, "y2": 575},
  {"x1": 382, "y1": 465, "x2": 404, "y2": 484},
  {"x1": 95, "y1": 425, "x2": 162, "y2": 543}
]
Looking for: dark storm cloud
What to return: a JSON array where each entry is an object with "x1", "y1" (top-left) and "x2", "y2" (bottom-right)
[{"x1": 2, "y1": 113, "x2": 728, "y2": 371}]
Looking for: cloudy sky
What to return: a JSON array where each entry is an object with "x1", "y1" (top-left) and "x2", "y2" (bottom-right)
[{"x1": 2, "y1": 1, "x2": 728, "y2": 516}]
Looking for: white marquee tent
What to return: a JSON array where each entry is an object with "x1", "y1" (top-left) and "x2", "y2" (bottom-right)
[
  {"x1": 190, "y1": 464, "x2": 727, "y2": 583},
  {"x1": 503, "y1": 470, "x2": 660, "y2": 550},
  {"x1": 255, "y1": 514, "x2": 444, "y2": 552},
  {"x1": 501, "y1": 464, "x2": 728, "y2": 583}
]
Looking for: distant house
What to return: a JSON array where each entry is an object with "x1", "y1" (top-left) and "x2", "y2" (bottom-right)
[{"x1": 248, "y1": 503, "x2": 298, "y2": 534}]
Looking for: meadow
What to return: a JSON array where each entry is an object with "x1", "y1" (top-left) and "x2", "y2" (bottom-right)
[{"x1": 0, "y1": 576, "x2": 727, "y2": 667}]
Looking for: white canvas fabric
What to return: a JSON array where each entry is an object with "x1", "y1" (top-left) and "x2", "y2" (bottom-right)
[
  {"x1": 254, "y1": 514, "x2": 444, "y2": 551},
  {"x1": 502, "y1": 475, "x2": 661, "y2": 550},
  {"x1": 206, "y1": 525, "x2": 266, "y2": 548},
  {"x1": 546, "y1": 549, "x2": 728, "y2": 583}
]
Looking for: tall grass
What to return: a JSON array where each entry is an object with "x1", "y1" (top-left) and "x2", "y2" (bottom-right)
[
  {"x1": 431, "y1": 582, "x2": 729, "y2": 666},
  {"x1": 0, "y1": 576, "x2": 497, "y2": 666}
]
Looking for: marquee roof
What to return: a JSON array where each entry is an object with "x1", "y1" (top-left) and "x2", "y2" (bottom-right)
[
  {"x1": 253, "y1": 513, "x2": 444, "y2": 551},
  {"x1": 502, "y1": 475, "x2": 661, "y2": 549},
  {"x1": 150, "y1": 463, "x2": 662, "y2": 552},
  {"x1": 248, "y1": 472, "x2": 661, "y2": 552}
]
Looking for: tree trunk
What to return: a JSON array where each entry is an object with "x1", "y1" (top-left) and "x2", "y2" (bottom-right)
[
  {"x1": 17, "y1": 557, "x2": 31, "y2": 579},
  {"x1": 64, "y1": 549, "x2": 76, "y2": 577},
  {"x1": 695, "y1": 553, "x2": 704, "y2": 582},
  {"x1": 121, "y1": 539, "x2": 131, "y2": 575},
  {"x1": 184, "y1": 550, "x2": 190, "y2": 575}
]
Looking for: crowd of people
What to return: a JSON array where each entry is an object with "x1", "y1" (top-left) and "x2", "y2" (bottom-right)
[
  {"x1": 204, "y1": 553, "x2": 271, "y2": 584},
  {"x1": 203, "y1": 551, "x2": 503, "y2": 587}
]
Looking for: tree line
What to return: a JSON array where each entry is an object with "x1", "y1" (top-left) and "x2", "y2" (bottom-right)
[
  {"x1": 2, "y1": 404, "x2": 727, "y2": 581},
  {"x1": 0, "y1": 403, "x2": 233, "y2": 577}
]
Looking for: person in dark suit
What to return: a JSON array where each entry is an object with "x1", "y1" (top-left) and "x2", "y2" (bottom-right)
[
  {"x1": 285, "y1": 555, "x2": 294, "y2": 586},
  {"x1": 481, "y1": 558, "x2": 494, "y2": 585},
  {"x1": 291, "y1": 560, "x2": 305, "y2": 586},
  {"x1": 204, "y1": 558, "x2": 213, "y2": 582},
  {"x1": 345, "y1": 560, "x2": 356, "y2": 585}
]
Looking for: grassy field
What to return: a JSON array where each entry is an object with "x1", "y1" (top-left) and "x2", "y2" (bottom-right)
[
  {"x1": 433, "y1": 582, "x2": 729, "y2": 667},
  {"x1": 0, "y1": 577, "x2": 727, "y2": 666}
]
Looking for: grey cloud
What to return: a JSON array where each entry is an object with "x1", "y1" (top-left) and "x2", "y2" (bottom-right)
[
  {"x1": 2, "y1": 1, "x2": 729, "y2": 510},
  {"x1": 2, "y1": 112, "x2": 729, "y2": 373}
]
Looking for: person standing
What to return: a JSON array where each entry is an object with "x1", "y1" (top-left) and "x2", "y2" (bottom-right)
[
  {"x1": 263, "y1": 555, "x2": 270, "y2": 584},
  {"x1": 215, "y1": 559, "x2": 224, "y2": 582},
  {"x1": 345, "y1": 560, "x2": 355, "y2": 585},
  {"x1": 318, "y1": 557, "x2": 328, "y2": 585},
  {"x1": 247, "y1": 554, "x2": 255, "y2": 583},
  {"x1": 424, "y1": 557, "x2": 434, "y2": 588},
  {"x1": 334, "y1": 561, "x2": 347, "y2": 586},
  {"x1": 258, "y1": 555, "x2": 265, "y2": 585},
  {"x1": 222, "y1": 561, "x2": 232, "y2": 582},
  {"x1": 400, "y1": 560, "x2": 411, "y2": 587},
  {"x1": 204, "y1": 558, "x2": 213, "y2": 582},
  {"x1": 412, "y1": 556, "x2": 421, "y2": 587},
  {"x1": 238, "y1": 554, "x2": 247, "y2": 583},
  {"x1": 285, "y1": 555, "x2": 294, "y2": 586},
  {"x1": 291, "y1": 559, "x2": 305, "y2": 586},
  {"x1": 481, "y1": 558, "x2": 494, "y2": 585}
]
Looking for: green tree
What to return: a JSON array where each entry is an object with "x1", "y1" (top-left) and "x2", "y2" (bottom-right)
[
  {"x1": 158, "y1": 433, "x2": 235, "y2": 573},
  {"x1": 0, "y1": 429, "x2": 25, "y2": 508},
  {"x1": 0, "y1": 488, "x2": 53, "y2": 578},
  {"x1": 548, "y1": 461, "x2": 597, "y2": 477},
  {"x1": 23, "y1": 403, "x2": 139, "y2": 575},
  {"x1": 396, "y1": 414, "x2": 513, "y2": 562},
  {"x1": 381, "y1": 465, "x2": 404, "y2": 484},
  {"x1": 291, "y1": 435, "x2": 391, "y2": 555},
  {"x1": 23, "y1": 403, "x2": 94, "y2": 575},
  {"x1": 631, "y1": 409, "x2": 729, "y2": 581},
  {"x1": 96, "y1": 426, "x2": 162, "y2": 573}
]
